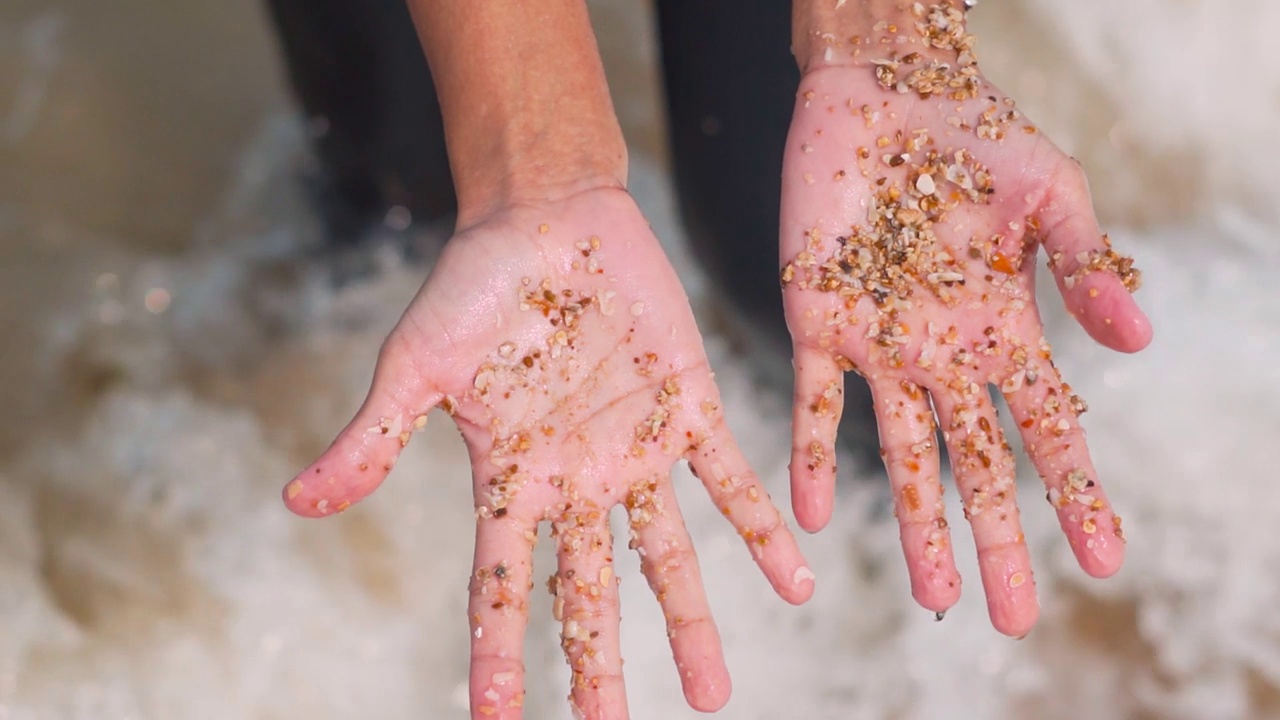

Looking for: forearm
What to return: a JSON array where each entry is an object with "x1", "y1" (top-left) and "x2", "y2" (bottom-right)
[
  {"x1": 406, "y1": 0, "x2": 626, "y2": 226},
  {"x1": 791, "y1": 0, "x2": 969, "y2": 74}
]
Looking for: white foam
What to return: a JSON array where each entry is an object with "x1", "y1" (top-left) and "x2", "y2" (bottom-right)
[{"x1": 2, "y1": 0, "x2": 1278, "y2": 718}]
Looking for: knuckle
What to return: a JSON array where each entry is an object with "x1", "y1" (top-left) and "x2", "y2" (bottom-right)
[{"x1": 641, "y1": 536, "x2": 697, "y2": 577}]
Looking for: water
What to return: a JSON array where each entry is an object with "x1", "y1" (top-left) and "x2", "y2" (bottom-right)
[{"x1": 1, "y1": 1, "x2": 1277, "y2": 718}]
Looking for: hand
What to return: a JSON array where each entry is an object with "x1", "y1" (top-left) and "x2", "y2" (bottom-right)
[
  {"x1": 282, "y1": 188, "x2": 815, "y2": 718},
  {"x1": 780, "y1": 3, "x2": 1152, "y2": 636}
]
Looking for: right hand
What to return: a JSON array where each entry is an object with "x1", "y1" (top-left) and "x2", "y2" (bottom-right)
[{"x1": 282, "y1": 187, "x2": 814, "y2": 719}]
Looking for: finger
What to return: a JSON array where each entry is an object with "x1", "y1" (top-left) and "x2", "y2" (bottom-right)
[
  {"x1": 788, "y1": 345, "x2": 846, "y2": 532},
  {"x1": 283, "y1": 333, "x2": 442, "y2": 517},
  {"x1": 469, "y1": 511, "x2": 539, "y2": 719},
  {"x1": 550, "y1": 504, "x2": 628, "y2": 720},
  {"x1": 867, "y1": 378, "x2": 961, "y2": 614},
  {"x1": 688, "y1": 419, "x2": 815, "y2": 606},
  {"x1": 1037, "y1": 162, "x2": 1153, "y2": 353},
  {"x1": 624, "y1": 476, "x2": 730, "y2": 712},
  {"x1": 1000, "y1": 352, "x2": 1125, "y2": 579},
  {"x1": 931, "y1": 385, "x2": 1039, "y2": 638}
]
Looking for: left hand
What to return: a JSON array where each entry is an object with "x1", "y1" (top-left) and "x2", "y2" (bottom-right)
[{"x1": 779, "y1": 3, "x2": 1153, "y2": 636}]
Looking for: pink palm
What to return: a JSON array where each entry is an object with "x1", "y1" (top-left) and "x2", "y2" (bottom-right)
[
  {"x1": 781, "y1": 7, "x2": 1152, "y2": 637},
  {"x1": 282, "y1": 188, "x2": 814, "y2": 719}
]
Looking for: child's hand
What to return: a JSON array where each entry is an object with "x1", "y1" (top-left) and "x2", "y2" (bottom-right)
[
  {"x1": 781, "y1": 3, "x2": 1152, "y2": 637},
  {"x1": 282, "y1": 188, "x2": 814, "y2": 719}
]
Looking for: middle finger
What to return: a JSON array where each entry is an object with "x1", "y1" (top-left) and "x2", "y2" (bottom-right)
[
  {"x1": 550, "y1": 500, "x2": 628, "y2": 720},
  {"x1": 868, "y1": 377, "x2": 961, "y2": 614},
  {"x1": 931, "y1": 379, "x2": 1038, "y2": 637}
]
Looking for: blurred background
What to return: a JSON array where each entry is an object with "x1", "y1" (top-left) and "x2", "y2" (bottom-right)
[{"x1": 1, "y1": 0, "x2": 1277, "y2": 718}]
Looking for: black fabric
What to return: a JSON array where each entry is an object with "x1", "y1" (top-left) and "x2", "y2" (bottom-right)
[
  {"x1": 653, "y1": 0, "x2": 797, "y2": 351},
  {"x1": 653, "y1": 0, "x2": 876, "y2": 467},
  {"x1": 263, "y1": 0, "x2": 456, "y2": 241}
]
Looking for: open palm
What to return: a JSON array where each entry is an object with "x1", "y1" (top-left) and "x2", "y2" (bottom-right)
[
  {"x1": 780, "y1": 5, "x2": 1152, "y2": 637},
  {"x1": 282, "y1": 188, "x2": 813, "y2": 718}
]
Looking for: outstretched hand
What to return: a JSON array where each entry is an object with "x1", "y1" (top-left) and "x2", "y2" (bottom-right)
[
  {"x1": 781, "y1": 3, "x2": 1152, "y2": 637},
  {"x1": 283, "y1": 188, "x2": 814, "y2": 718}
]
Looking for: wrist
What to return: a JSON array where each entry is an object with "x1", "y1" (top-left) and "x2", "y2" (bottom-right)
[
  {"x1": 407, "y1": 0, "x2": 628, "y2": 229},
  {"x1": 450, "y1": 118, "x2": 628, "y2": 229},
  {"x1": 791, "y1": 0, "x2": 972, "y2": 75}
]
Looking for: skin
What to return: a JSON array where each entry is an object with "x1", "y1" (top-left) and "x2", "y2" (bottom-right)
[
  {"x1": 284, "y1": 191, "x2": 813, "y2": 718},
  {"x1": 282, "y1": 2, "x2": 812, "y2": 718},
  {"x1": 403, "y1": 0, "x2": 627, "y2": 225},
  {"x1": 283, "y1": 0, "x2": 1155, "y2": 715},
  {"x1": 784, "y1": 0, "x2": 1153, "y2": 637}
]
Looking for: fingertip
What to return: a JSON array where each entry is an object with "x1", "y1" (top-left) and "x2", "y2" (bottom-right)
[
  {"x1": 282, "y1": 475, "x2": 354, "y2": 518},
  {"x1": 282, "y1": 457, "x2": 378, "y2": 518},
  {"x1": 794, "y1": 508, "x2": 830, "y2": 535},
  {"x1": 282, "y1": 478, "x2": 308, "y2": 515},
  {"x1": 1067, "y1": 275, "x2": 1154, "y2": 353},
  {"x1": 790, "y1": 475, "x2": 834, "y2": 533},
  {"x1": 976, "y1": 546, "x2": 1039, "y2": 638},
  {"x1": 681, "y1": 659, "x2": 732, "y2": 713},
  {"x1": 1112, "y1": 309, "x2": 1154, "y2": 353},
  {"x1": 911, "y1": 576, "x2": 961, "y2": 614},
  {"x1": 668, "y1": 625, "x2": 722, "y2": 703},
  {"x1": 692, "y1": 682, "x2": 731, "y2": 714},
  {"x1": 993, "y1": 605, "x2": 1040, "y2": 640},
  {"x1": 1083, "y1": 560, "x2": 1123, "y2": 580},
  {"x1": 750, "y1": 526, "x2": 816, "y2": 604},
  {"x1": 281, "y1": 411, "x2": 419, "y2": 518},
  {"x1": 784, "y1": 565, "x2": 817, "y2": 605},
  {"x1": 1073, "y1": 530, "x2": 1125, "y2": 579},
  {"x1": 987, "y1": 582, "x2": 1040, "y2": 639}
]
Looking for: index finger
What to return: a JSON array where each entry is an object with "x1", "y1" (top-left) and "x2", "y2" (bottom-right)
[{"x1": 1000, "y1": 353, "x2": 1126, "y2": 578}]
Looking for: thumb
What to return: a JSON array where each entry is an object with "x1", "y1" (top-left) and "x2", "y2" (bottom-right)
[
  {"x1": 1038, "y1": 161, "x2": 1153, "y2": 353},
  {"x1": 283, "y1": 332, "x2": 444, "y2": 517}
]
